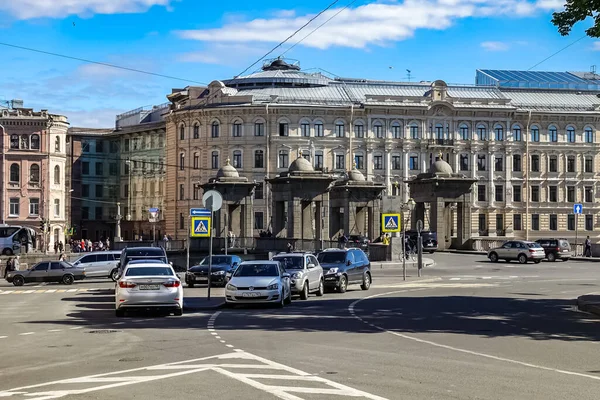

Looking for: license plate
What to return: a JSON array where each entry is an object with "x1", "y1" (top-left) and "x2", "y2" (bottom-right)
[
  {"x1": 139, "y1": 285, "x2": 160, "y2": 290},
  {"x1": 242, "y1": 292, "x2": 261, "y2": 298}
]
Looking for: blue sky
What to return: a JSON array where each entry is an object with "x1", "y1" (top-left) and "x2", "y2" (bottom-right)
[{"x1": 0, "y1": 0, "x2": 598, "y2": 127}]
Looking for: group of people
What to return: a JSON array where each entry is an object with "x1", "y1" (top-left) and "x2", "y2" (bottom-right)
[
  {"x1": 70, "y1": 238, "x2": 110, "y2": 253},
  {"x1": 3, "y1": 256, "x2": 20, "y2": 279}
]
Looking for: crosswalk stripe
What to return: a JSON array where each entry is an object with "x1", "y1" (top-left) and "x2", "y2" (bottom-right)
[
  {"x1": 23, "y1": 290, "x2": 35, "y2": 294},
  {"x1": 67, "y1": 289, "x2": 77, "y2": 292},
  {"x1": 56, "y1": 289, "x2": 67, "y2": 293},
  {"x1": 44, "y1": 289, "x2": 57, "y2": 293}
]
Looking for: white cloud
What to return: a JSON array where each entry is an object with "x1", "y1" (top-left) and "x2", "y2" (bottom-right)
[
  {"x1": 0, "y1": 0, "x2": 172, "y2": 20},
  {"x1": 60, "y1": 108, "x2": 124, "y2": 128},
  {"x1": 481, "y1": 41, "x2": 510, "y2": 51},
  {"x1": 175, "y1": 0, "x2": 565, "y2": 50},
  {"x1": 592, "y1": 41, "x2": 600, "y2": 51}
]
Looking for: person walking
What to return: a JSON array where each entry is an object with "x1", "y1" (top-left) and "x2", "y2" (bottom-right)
[
  {"x1": 59, "y1": 253, "x2": 67, "y2": 261},
  {"x1": 13, "y1": 256, "x2": 20, "y2": 272},
  {"x1": 4, "y1": 257, "x2": 13, "y2": 279},
  {"x1": 53, "y1": 241, "x2": 59, "y2": 254},
  {"x1": 585, "y1": 236, "x2": 592, "y2": 257},
  {"x1": 58, "y1": 241, "x2": 64, "y2": 253}
]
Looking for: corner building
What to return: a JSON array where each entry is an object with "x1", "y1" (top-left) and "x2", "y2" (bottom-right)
[{"x1": 164, "y1": 60, "x2": 600, "y2": 246}]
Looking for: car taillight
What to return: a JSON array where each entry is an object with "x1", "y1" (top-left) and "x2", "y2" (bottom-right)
[
  {"x1": 119, "y1": 281, "x2": 136, "y2": 288},
  {"x1": 163, "y1": 281, "x2": 181, "y2": 288},
  {"x1": 556, "y1": 247, "x2": 561, "y2": 251}
]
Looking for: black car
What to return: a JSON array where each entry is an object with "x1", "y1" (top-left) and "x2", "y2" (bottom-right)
[
  {"x1": 348, "y1": 235, "x2": 370, "y2": 251},
  {"x1": 185, "y1": 255, "x2": 242, "y2": 287},
  {"x1": 316, "y1": 248, "x2": 371, "y2": 293},
  {"x1": 535, "y1": 238, "x2": 572, "y2": 262},
  {"x1": 406, "y1": 231, "x2": 438, "y2": 253},
  {"x1": 113, "y1": 247, "x2": 169, "y2": 281}
]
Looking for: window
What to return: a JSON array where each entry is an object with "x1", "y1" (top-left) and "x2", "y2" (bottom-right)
[
  {"x1": 586, "y1": 214, "x2": 593, "y2": 231},
  {"x1": 354, "y1": 123, "x2": 364, "y2": 138},
  {"x1": 374, "y1": 123, "x2": 384, "y2": 138},
  {"x1": 549, "y1": 214, "x2": 557, "y2": 231},
  {"x1": 9, "y1": 163, "x2": 19, "y2": 183},
  {"x1": 95, "y1": 206, "x2": 102, "y2": 220},
  {"x1": 512, "y1": 126, "x2": 521, "y2": 142},
  {"x1": 180, "y1": 125, "x2": 185, "y2": 140},
  {"x1": 585, "y1": 186, "x2": 593, "y2": 202},
  {"x1": 315, "y1": 152, "x2": 323, "y2": 170},
  {"x1": 532, "y1": 214, "x2": 540, "y2": 231},
  {"x1": 54, "y1": 165, "x2": 60, "y2": 184},
  {"x1": 477, "y1": 125, "x2": 487, "y2": 140},
  {"x1": 95, "y1": 162, "x2": 103, "y2": 176},
  {"x1": 567, "y1": 156, "x2": 575, "y2": 172},
  {"x1": 494, "y1": 155, "x2": 503, "y2": 172},
  {"x1": 549, "y1": 155, "x2": 557, "y2": 172},
  {"x1": 9, "y1": 198, "x2": 19, "y2": 216},
  {"x1": 179, "y1": 184, "x2": 184, "y2": 201},
  {"x1": 568, "y1": 214, "x2": 575, "y2": 230},
  {"x1": 477, "y1": 185, "x2": 486, "y2": 201},
  {"x1": 30, "y1": 134, "x2": 40, "y2": 149},
  {"x1": 374, "y1": 155, "x2": 383, "y2": 170},
  {"x1": 20, "y1": 135, "x2": 29, "y2": 150},
  {"x1": 28, "y1": 164, "x2": 40, "y2": 184},
  {"x1": 567, "y1": 126, "x2": 576, "y2": 143},
  {"x1": 179, "y1": 153, "x2": 185, "y2": 171},
  {"x1": 335, "y1": 122, "x2": 345, "y2": 138},
  {"x1": 512, "y1": 154, "x2": 522, "y2": 172},
  {"x1": 124, "y1": 139, "x2": 130, "y2": 151},
  {"x1": 254, "y1": 212, "x2": 264, "y2": 230},
  {"x1": 531, "y1": 155, "x2": 540, "y2": 172},
  {"x1": 435, "y1": 124, "x2": 444, "y2": 139},
  {"x1": 96, "y1": 184, "x2": 104, "y2": 198},
  {"x1": 513, "y1": 214, "x2": 522, "y2": 230},
  {"x1": 109, "y1": 163, "x2": 117, "y2": 176},
  {"x1": 249, "y1": 150, "x2": 262, "y2": 169},
  {"x1": 193, "y1": 153, "x2": 199, "y2": 169},
  {"x1": 549, "y1": 125, "x2": 558, "y2": 142},
  {"x1": 477, "y1": 154, "x2": 486, "y2": 171},
  {"x1": 531, "y1": 186, "x2": 540, "y2": 202},
  {"x1": 278, "y1": 151, "x2": 289, "y2": 169},
  {"x1": 478, "y1": 214, "x2": 487, "y2": 233},
  {"x1": 53, "y1": 136, "x2": 60, "y2": 152},
  {"x1": 513, "y1": 185, "x2": 522, "y2": 202},
  {"x1": 391, "y1": 122, "x2": 401, "y2": 139},
  {"x1": 301, "y1": 123, "x2": 310, "y2": 137},
  {"x1": 211, "y1": 151, "x2": 219, "y2": 169},
  {"x1": 254, "y1": 183, "x2": 264, "y2": 199},
  {"x1": 179, "y1": 213, "x2": 184, "y2": 230},
  {"x1": 567, "y1": 186, "x2": 575, "y2": 202},
  {"x1": 335, "y1": 154, "x2": 345, "y2": 170},
  {"x1": 457, "y1": 154, "x2": 468, "y2": 171},
  {"x1": 232, "y1": 122, "x2": 242, "y2": 137},
  {"x1": 82, "y1": 207, "x2": 89, "y2": 220},
  {"x1": 193, "y1": 124, "x2": 200, "y2": 139},
  {"x1": 459, "y1": 124, "x2": 469, "y2": 140},
  {"x1": 123, "y1": 162, "x2": 130, "y2": 176},
  {"x1": 193, "y1": 184, "x2": 200, "y2": 201},
  {"x1": 494, "y1": 125, "x2": 504, "y2": 141},
  {"x1": 279, "y1": 122, "x2": 289, "y2": 137},
  {"x1": 315, "y1": 122, "x2": 324, "y2": 137},
  {"x1": 82, "y1": 184, "x2": 89, "y2": 197},
  {"x1": 354, "y1": 154, "x2": 364, "y2": 170},
  {"x1": 54, "y1": 199, "x2": 60, "y2": 217},
  {"x1": 585, "y1": 156, "x2": 593, "y2": 173},
  {"x1": 29, "y1": 198, "x2": 39, "y2": 216},
  {"x1": 409, "y1": 155, "x2": 418, "y2": 170},
  {"x1": 233, "y1": 150, "x2": 242, "y2": 168},
  {"x1": 496, "y1": 214, "x2": 504, "y2": 231},
  {"x1": 123, "y1": 184, "x2": 129, "y2": 198},
  {"x1": 392, "y1": 155, "x2": 401, "y2": 170},
  {"x1": 585, "y1": 128, "x2": 593, "y2": 143},
  {"x1": 10, "y1": 135, "x2": 18, "y2": 149},
  {"x1": 410, "y1": 124, "x2": 419, "y2": 139},
  {"x1": 211, "y1": 122, "x2": 219, "y2": 138},
  {"x1": 254, "y1": 122, "x2": 264, "y2": 137},
  {"x1": 549, "y1": 186, "x2": 558, "y2": 202},
  {"x1": 495, "y1": 185, "x2": 504, "y2": 202},
  {"x1": 531, "y1": 125, "x2": 540, "y2": 142}
]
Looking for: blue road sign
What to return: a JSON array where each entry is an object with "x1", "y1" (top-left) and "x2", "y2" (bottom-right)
[
  {"x1": 190, "y1": 208, "x2": 211, "y2": 217},
  {"x1": 191, "y1": 217, "x2": 211, "y2": 237},
  {"x1": 149, "y1": 207, "x2": 159, "y2": 213},
  {"x1": 574, "y1": 204, "x2": 583, "y2": 214},
  {"x1": 381, "y1": 213, "x2": 401, "y2": 233}
]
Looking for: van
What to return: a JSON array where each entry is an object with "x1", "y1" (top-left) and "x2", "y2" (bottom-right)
[
  {"x1": 114, "y1": 247, "x2": 169, "y2": 281},
  {"x1": 72, "y1": 251, "x2": 122, "y2": 279}
]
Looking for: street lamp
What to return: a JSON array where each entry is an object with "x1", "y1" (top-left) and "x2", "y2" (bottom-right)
[{"x1": 401, "y1": 198, "x2": 416, "y2": 281}]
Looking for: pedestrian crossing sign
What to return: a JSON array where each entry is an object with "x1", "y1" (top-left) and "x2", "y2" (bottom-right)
[
  {"x1": 191, "y1": 216, "x2": 211, "y2": 237},
  {"x1": 381, "y1": 213, "x2": 401, "y2": 233}
]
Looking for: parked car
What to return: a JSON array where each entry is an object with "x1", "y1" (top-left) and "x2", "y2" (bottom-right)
[
  {"x1": 271, "y1": 252, "x2": 324, "y2": 299},
  {"x1": 186, "y1": 255, "x2": 242, "y2": 287},
  {"x1": 316, "y1": 248, "x2": 371, "y2": 293},
  {"x1": 487, "y1": 240, "x2": 545, "y2": 264},
  {"x1": 114, "y1": 247, "x2": 169, "y2": 281},
  {"x1": 348, "y1": 235, "x2": 370, "y2": 251},
  {"x1": 535, "y1": 238, "x2": 572, "y2": 262},
  {"x1": 72, "y1": 251, "x2": 122, "y2": 279},
  {"x1": 225, "y1": 261, "x2": 291, "y2": 307},
  {"x1": 115, "y1": 263, "x2": 183, "y2": 317},
  {"x1": 405, "y1": 231, "x2": 438, "y2": 253},
  {"x1": 7, "y1": 261, "x2": 86, "y2": 286}
]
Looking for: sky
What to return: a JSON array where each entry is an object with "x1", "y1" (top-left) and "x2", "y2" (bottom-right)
[{"x1": 0, "y1": 0, "x2": 598, "y2": 128}]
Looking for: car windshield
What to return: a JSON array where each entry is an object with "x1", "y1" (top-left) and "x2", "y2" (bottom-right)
[
  {"x1": 126, "y1": 256, "x2": 167, "y2": 264},
  {"x1": 200, "y1": 256, "x2": 231, "y2": 265},
  {"x1": 272, "y1": 256, "x2": 303, "y2": 269},
  {"x1": 129, "y1": 259, "x2": 162, "y2": 264},
  {"x1": 317, "y1": 252, "x2": 346, "y2": 264},
  {"x1": 125, "y1": 267, "x2": 173, "y2": 276},
  {"x1": 527, "y1": 243, "x2": 543, "y2": 249},
  {"x1": 233, "y1": 264, "x2": 279, "y2": 277}
]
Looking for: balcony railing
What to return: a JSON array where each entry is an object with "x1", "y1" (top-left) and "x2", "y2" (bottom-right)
[{"x1": 428, "y1": 139, "x2": 455, "y2": 146}]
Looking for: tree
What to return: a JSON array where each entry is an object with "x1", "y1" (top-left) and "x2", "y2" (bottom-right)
[{"x1": 551, "y1": 0, "x2": 600, "y2": 37}]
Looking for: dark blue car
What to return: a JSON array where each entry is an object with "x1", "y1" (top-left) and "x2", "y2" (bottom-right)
[{"x1": 185, "y1": 255, "x2": 242, "y2": 287}]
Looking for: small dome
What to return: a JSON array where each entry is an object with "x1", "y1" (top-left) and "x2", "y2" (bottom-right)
[
  {"x1": 288, "y1": 156, "x2": 314, "y2": 173},
  {"x1": 216, "y1": 159, "x2": 239, "y2": 178},
  {"x1": 348, "y1": 168, "x2": 366, "y2": 182},
  {"x1": 429, "y1": 159, "x2": 453, "y2": 175}
]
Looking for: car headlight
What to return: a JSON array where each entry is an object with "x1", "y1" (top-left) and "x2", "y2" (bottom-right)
[
  {"x1": 291, "y1": 272, "x2": 302, "y2": 279},
  {"x1": 267, "y1": 283, "x2": 279, "y2": 290},
  {"x1": 326, "y1": 268, "x2": 339, "y2": 275},
  {"x1": 212, "y1": 270, "x2": 225, "y2": 275},
  {"x1": 226, "y1": 284, "x2": 237, "y2": 291}
]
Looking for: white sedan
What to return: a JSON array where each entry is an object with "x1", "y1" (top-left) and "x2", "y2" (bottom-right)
[
  {"x1": 225, "y1": 261, "x2": 292, "y2": 307},
  {"x1": 115, "y1": 263, "x2": 183, "y2": 317}
]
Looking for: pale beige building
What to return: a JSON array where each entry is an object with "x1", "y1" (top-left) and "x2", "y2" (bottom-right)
[{"x1": 163, "y1": 60, "x2": 600, "y2": 247}]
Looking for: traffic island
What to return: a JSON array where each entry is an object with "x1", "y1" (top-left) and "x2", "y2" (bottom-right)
[{"x1": 576, "y1": 294, "x2": 600, "y2": 316}]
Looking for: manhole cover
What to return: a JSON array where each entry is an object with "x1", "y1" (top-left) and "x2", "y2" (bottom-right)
[
  {"x1": 119, "y1": 357, "x2": 143, "y2": 362},
  {"x1": 87, "y1": 329, "x2": 121, "y2": 334}
]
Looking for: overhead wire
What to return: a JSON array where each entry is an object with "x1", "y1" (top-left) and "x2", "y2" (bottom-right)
[{"x1": 526, "y1": 34, "x2": 588, "y2": 71}]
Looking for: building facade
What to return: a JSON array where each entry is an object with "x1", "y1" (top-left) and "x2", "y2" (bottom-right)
[
  {"x1": 163, "y1": 60, "x2": 600, "y2": 244},
  {"x1": 0, "y1": 102, "x2": 69, "y2": 250}
]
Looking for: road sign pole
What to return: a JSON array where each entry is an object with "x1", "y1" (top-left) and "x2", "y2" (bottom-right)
[
  {"x1": 575, "y1": 213, "x2": 579, "y2": 257},
  {"x1": 402, "y1": 211, "x2": 406, "y2": 281},
  {"x1": 186, "y1": 214, "x2": 190, "y2": 272},
  {"x1": 208, "y1": 208, "x2": 214, "y2": 301}
]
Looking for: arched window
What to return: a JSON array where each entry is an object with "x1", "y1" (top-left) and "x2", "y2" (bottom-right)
[
  {"x1": 459, "y1": 124, "x2": 469, "y2": 140},
  {"x1": 179, "y1": 153, "x2": 185, "y2": 171},
  {"x1": 193, "y1": 152, "x2": 199, "y2": 169},
  {"x1": 335, "y1": 121, "x2": 345, "y2": 138},
  {"x1": 531, "y1": 125, "x2": 540, "y2": 142},
  {"x1": 54, "y1": 165, "x2": 60, "y2": 184},
  {"x1": 10, "y1": 135, "x2": 18, "y2": 149},
  {"x1": 354, "y1": 121, "x2": 365, "y2": 138},
  {"x1": 567, "y1": 126, "x2": 576, "y2": 143},
  {"x1": 585, "y1": 127, "x2": 594, "y2": 143},
  {"x1": 435, "y1": 123, "x2": 444, "y2": 139},
  {"x1": 512, "y1": 125, "x2": 522, "y2": 142},
  {"x1": 391, "y1": 122, "x2": 401, "y2": 139},
  {"x1": 300, "y1": 120, "x2": 310, "y2": 137},
  {"x1": 476, "y1": 124, "x2": 487, "y2": 141},
  {"x1": 179, "y1": 125, "x2": 185, "y2": 140},
  {"x1": 193, "y1": 123, "x2": 200, "y2": 139},
  {"x1": 409, "y1": 123, "x2": 419, "y2": 139},
  {"x1": 29, "y1": 164, "x2": 40, "y2": 183},
  {"x1": 233, "y1": 150, "x2": 242, "y2": 168},
  {"x1": 373, "y1": 121, "x2": 384, "y2": 139},
  {"x1": 9, "y1": 163, "x2": 19, "y2": 182},
  {"x1": 548, "y1": 125, "x2": 558, "y2": 142},
  {"x1": 254, "y1": 150, "x2": 264, "y2": 168},
  {"x1": 211, "y1": 151, "x2": 219, "y2": 169},
  {"x1": 54, "y1": 136, "x2": 60, "y2": 152},
  {"x1": 30, "y1": 134, "x2": 40, "y2": 149},
  {"x1": 232, "y1": 120, "x2": 242, "y2": 137},
  {"x1": 494, "y1": 124, "x2": 504, "y2": 141},
  {"x1": 314, "y1": 121, "x2": 324, "y2": 137},
  {"x1": 211, "y1": 121, "x2": 220, "y2": 138},
  {"x1": 254, "y1": 121, "x2": 265, "y2": 137}
]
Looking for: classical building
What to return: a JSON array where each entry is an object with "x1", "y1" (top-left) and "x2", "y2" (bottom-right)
[
  {"x1": 163, "y1": 59, "x2": 600, "y2": 246},
  {"x1": 0, "y1": 100, "x2": 69, "y2": 250}
]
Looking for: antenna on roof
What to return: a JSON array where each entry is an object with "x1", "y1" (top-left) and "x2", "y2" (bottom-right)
[
  {"x1": 592, "y1": 65, "x2": 597, "y2": 75},
  {"x1": 406, "y1": 69, "x2": 412, "y2": 82}
]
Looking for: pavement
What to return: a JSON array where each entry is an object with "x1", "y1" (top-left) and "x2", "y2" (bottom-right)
[{"x1": 3, "y1": 253, "x2": 600, "y2": 399}]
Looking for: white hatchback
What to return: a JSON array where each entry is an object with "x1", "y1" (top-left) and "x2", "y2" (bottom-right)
[
  {"x1": 225, "y1": 261, "x2": 291, "y2": 307},
  {"x1": 115, "y1": 263, "x2": 183, "y2": 317}
]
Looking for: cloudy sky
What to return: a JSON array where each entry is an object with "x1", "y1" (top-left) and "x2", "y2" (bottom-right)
[{"x1": 0, "y1": 0, "x2": 598, "y2": 127}]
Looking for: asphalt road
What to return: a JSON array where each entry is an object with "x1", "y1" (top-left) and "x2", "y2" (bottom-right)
[{"x1": 2, "y1": 254, "x2": 600, "y2": 399}]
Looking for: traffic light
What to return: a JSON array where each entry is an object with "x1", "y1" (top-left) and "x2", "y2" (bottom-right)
[{"x1": 40, "y1": 219, "x2": 47, "y2": 232}]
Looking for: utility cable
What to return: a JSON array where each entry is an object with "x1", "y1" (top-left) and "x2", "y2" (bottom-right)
[{"x1": 527, "y1": 35, "x2": 587, "y2": 71}]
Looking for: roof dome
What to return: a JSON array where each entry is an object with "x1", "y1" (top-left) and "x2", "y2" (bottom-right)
[
  {"x1": 348, "y1": 166, "x2": 366, "y2": 181},
  {"x1": 288, "y1": 155, "x2": 314, "y2": 173},
  {"x1": 216, "y1": 159, "x2": 239, "y2": 178},
  {"x1": 429, "y1": 159, "x2": 453, "y2": 175}
]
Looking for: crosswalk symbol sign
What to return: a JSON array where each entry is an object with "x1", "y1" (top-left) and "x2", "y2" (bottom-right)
[
  {"x1": 191, "y1": 216, "x2": 211, "y2": 237},
  {"x1": 381, "y1": 213, "x2": 401, "y2": 233}
]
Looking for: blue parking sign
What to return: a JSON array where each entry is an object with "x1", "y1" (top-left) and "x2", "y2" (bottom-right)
[{"x1": 574, "y1": 204, "x2": 583, "y2": 214}]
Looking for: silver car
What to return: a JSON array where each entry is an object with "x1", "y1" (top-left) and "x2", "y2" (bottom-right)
[
  {"x1": 488, "y1": 240, "x2": 545, "y2": 264},
  {"x1": 72, "y1": 251, "x2": 121, "y2": 279},
  {"x1": 225, "y1": 261, "x2": 291, "y2": 307},
  {"x1": 271, "y1": 253, "x2": 324, "y2": 299}
]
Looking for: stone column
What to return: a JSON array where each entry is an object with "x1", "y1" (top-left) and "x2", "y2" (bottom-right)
[
  {"x1": 403, "y1": 151, "x2": 409, "y2": 203},
  {"x1": 291, "y1": 199, "x2": 302, "y2": 239},
  {"x1": 421, "y1": 151, "x2": 428, "y2": 173},
  {"x1": 471, "y1": 151, "x2": 477, "y2": 179},
  {"x1": 488, "y1": 150, "x2": 495, "y2": 208},
  {"x1": 384, "y1": 149, "x2": 391, "y2": 189},
  {"x1": 505, "y1": 151, "x2": 512, "y2": 208},
  {"x1": 322, "y1": 194, "x2": 330, "y2": 240}
]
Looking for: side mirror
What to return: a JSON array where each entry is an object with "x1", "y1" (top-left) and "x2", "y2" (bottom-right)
[
  {"x1": 307, "y1": 263, "x2": 316, "y2": 269},
  {"x1": 282, "y1": 273, "x2": 290, "y2": 279},
  {"x1": 346, "y1": 260, "x2": 352, "y2": 266}
]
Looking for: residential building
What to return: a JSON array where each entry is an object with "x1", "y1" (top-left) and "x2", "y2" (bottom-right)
[
  {"x1": 163, "y1": 59, "x2": 600, "y2": 243},
  {"x1": 0, "y1": 101, "x2": 69, "y2": 250}
]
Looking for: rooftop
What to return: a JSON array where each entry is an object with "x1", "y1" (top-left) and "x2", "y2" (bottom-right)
[{"x1": 476, "y1": 69, "x2": 600, "y2": 91}]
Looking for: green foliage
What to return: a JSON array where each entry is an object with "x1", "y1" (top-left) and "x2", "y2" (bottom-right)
[{"x1": 551, "y1": 0, "x2": 600, "y2": 37}]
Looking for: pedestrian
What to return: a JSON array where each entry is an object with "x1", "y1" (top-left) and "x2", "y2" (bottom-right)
[
  {"x1": 287, "y1": 242, "x2": 293, "y2": 252},
  {"x1": 163, "y1": 234, "x2": 169, "y2": 250},
  {"x1": 585, "y1": 236, "x2": 592, "y2": 257},
  {"x1": 53, "y1": 241, "x2": 58, "y2": 254},
  {"x1": 59, "y1": 253, "x2": 66, "y2": 261},
  {"x1": 338, "y1": 231, "x2": 348, "y2": 249},
  {"x1": 382, "y1": 233, "x2": 390, "y2": 246},
  {"x1": 13, "y1": 256, "x2": 20, "y2": 272},
  {"x1": 58, "y1": 241, "x2": 64, "y2": 253},
  {"x1": 105, "y1": 238, "x2": 110, "y2": 250},
  {"x1": 4, "y1": 257, "x2": 13, "y2": 279},
  {"x1": 80, "y1": 239, "x2": 85, "y2": 252}
]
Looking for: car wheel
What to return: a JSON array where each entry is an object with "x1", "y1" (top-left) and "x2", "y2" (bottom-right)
[
  {"x1": 489, "y1": 252, "x2": 499, "y2": 263},
  {"x1": 300, "y1": 282, "x2": 309, "y2": 300},
  {"x1": 360, "y1": 272, "x2": 371, "y2": 291},
  {"x1": 174, "y1": 309, "x2": 183, "y2": 316},
  {"x1": 62, "y1": 274, "x2": 74, "y2": 285},
  {"x1": 2, "y1": 248, "x2": 13, "y2": 256},
  {"x1": 547, "y1": 253, "x2": 556, "y2": 262},
  {"x1": 12, "y1": 275, "x2": 24, "y2": 287},
  {"x1": 534, "y1": 260, "x2": 541, "y2": 264},
  {"x1": 518, "y1": 254, "x2": 528, "y2": 264},
  {"x1": 316, "y1": 279, "x2": 324, "y2": 297},
  {"x1": 284, "y1": 290, "x2": 292, "y2": 305},
  {"x1": 115, "y1": 309, "x2": 125, "y2": 318},
  {"x1": 338, "y1": 275, "x2": 348, "y2": 293},
  {"x1": 110, "y1": 269, "x2": 119, "y2": 282},
  {"x1": 277, "y1": 290, "x2": 285, "y2": 308}
]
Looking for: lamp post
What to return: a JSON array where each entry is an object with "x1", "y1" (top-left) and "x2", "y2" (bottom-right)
[
  {"x1": 401, "y1": 198, "x2": 416, "y2": 281},
  {"x1": 114, "y1": 202, "x2": 122, "y2": 242}
]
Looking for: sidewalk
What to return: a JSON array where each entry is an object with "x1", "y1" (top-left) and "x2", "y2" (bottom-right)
[
  {"x1": 370, "y1": 257, "x2": 435, "y2": 269},
  {"x1": 576, "y1": 294, "x2": 600, "y2": 316},
  {"x1": 439, "y1": 249, "x2": 600, "y2": 262}
]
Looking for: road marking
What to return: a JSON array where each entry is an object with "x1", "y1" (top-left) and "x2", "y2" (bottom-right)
[
  {"x1": 0, "y1": 336, "x2": 7, "y2": 339},
  {"x1": 349, "y1": 289, "x2": 600, "y2": 384},
  {"x1": 47, "y1": 329, "x2": 62, "y2": 332},
  {"x1": 23, "y1": 290, "x2": 35, "y2": 294},
  {"x1": 66, "y1": 289, "x2": 77, "y2": 292},
  {"x1": 19, "y1": 332, "x2": 35, "y2": 336},
  {"x1": 226, "y1": 344, "x2": 234, "y2": 348},
  {"x1": 45, "y1": 289, "x2": 57, "y2": 293},
  {"x1": 69, "y1": 326, "x2": 83, "y2": 330},
  {"x1": 56, "y1": 289, "x2": 67, "y2": 293}
]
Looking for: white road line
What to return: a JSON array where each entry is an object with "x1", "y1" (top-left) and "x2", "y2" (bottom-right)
[
  {"x1": 219, "y1": 340, "x2": 226, "y2": 343},
  {"x1": 0, "y1": 336, "x2": 7, "y2": 339},
  {"x1": 349, "y1": 289, "x2": 600, "y2": 384},
  {"x1": 19, "y1": 332, "x2": 35, "y2": 336},
  {"x1": 47, "y1": 329, "x2": 62, "y2": 332},
  {"x1": 23, "y1": 290, "x2": 35, "y2": 294},
  {"x1": 226, "y1": 344, "x2": 234, "y2": 348},
  {"x1": 69, "y1": 326, "x2": 83, "y2": 330},
  {"x1": 45, "y1": 289, "x2": 57, "y2": 293},
  {"x1": 66, "y1": 289, "x2": 77, "y2": 292}
]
